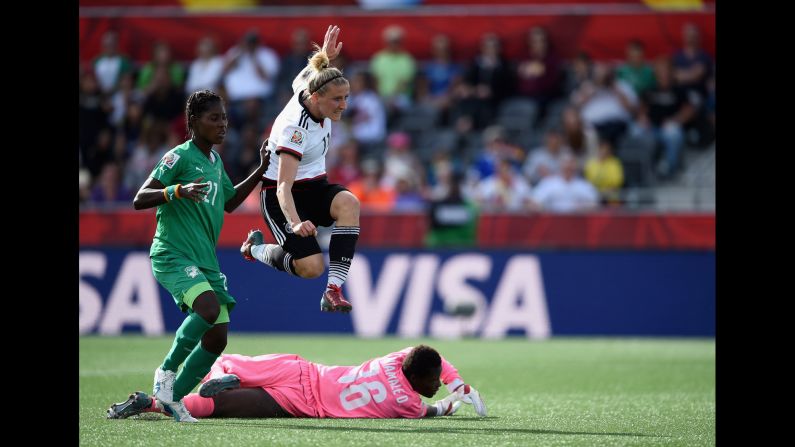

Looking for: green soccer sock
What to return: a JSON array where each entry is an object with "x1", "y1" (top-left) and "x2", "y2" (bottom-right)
[
  {"x1": 160, "y1": 313, "x2": 213, "y2": 372},
  {"x1": 172, "y1": 345, "x2": 220, "y2": 401}
]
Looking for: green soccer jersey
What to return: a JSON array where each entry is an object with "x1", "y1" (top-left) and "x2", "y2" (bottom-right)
[{"x1": 148, "y1": 140, "x2": 236, "y2": 271}]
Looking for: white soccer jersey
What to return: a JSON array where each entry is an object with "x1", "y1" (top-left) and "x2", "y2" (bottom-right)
[{"x1": 264, "y1": 67, "x2": 331, "y2": 182}]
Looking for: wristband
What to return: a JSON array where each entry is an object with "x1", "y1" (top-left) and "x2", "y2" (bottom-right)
[
  {"x1": 174, "y1": 184, "x2": 182, "y2": 199},
  {"x1": 165, "y1": 185, "x2": 178, "y2": 202}
]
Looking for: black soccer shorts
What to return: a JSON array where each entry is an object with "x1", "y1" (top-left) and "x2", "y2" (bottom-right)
[{"x1": 259, "y1": 176, "x2": 348, "y2": 259}]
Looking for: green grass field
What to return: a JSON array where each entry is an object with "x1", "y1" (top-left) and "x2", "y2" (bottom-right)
[{"x1": 80, "y1": 335, "x2": 714, "y2": 446}]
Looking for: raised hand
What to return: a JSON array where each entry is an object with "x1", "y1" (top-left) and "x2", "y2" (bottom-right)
[{"x1": 322, "y1": 25, "x2": 343, "y2": 61}]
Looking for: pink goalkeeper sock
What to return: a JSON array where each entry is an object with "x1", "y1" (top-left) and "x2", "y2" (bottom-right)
[
  {"x1": 182, "y1": 393, "x2": 215, "y2": 418},
  {"x1": 143, "y1": 397, "x2": 160, "y2": 413}
]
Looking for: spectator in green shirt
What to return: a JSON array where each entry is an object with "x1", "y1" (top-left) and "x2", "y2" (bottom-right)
[
  {"x1": 370, "y1": 25, "x2": 416, "y2": 120},
  {"x1": 138, "y1": 41, "x2": 186, "y2": 94},
  {"x1": 616, "y1": 39, "x2": 656, "y2": 97}
]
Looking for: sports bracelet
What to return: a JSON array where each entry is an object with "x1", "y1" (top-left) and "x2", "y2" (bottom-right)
[
  {"x1": 165, "y1": 185, "x2": 178, "y2": 202},
  {"x1": 163, "y1": 188, "x2": 170, "y2": 202},
  {"x1": 174, "y1": 184, "x2": 182, "y2": 199}
]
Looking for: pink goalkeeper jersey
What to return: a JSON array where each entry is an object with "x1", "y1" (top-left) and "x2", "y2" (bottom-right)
[
  {"x1": 307, "y1": 347, "x2": 463, "y2": 419},
  {"x1": 206, "y1": 347, "x2": 464, "y2": 419}
]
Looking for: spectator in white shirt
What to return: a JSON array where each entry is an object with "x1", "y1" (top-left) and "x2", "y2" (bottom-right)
[
  {"x1": 222, "y1": 29, "x2": 281, "y2": 129},
  {"x1": 571, "y1": 62, "x2": 638, "y2": 147},
  {"x1": 522, "y1": 127, "x2": 573, "y2": 186},
  {"x1": 532, "y1": 154, "x2": 598, "y2": 213},
  {"x1": 475, "y1": 158, "x2": 535, "y2": 212},
  {"x1": 185, "y1": 36, "x2": 224, "y2": 95},
  {"x1": 347, "y1": 71, "x2": 387, "y2": 154}
]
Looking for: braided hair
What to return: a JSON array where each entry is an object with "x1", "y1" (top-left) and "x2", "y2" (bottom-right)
[{"x1": 185, "y1": 89, "x2": 223, "y2": 139}]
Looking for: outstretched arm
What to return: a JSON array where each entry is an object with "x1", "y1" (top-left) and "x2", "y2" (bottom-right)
[
  {"x1": 439, "y1": 355, "x2": 465, "y2": 392},
  {"x1": 438, "y1": 354, "x2": 487, "y2": 417},
  {"x1": 224, "y1": 139, "x2": 269, "y2": 212}
]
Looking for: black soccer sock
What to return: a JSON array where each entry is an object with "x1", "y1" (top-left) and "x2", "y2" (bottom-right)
[
  {"x1": 327, "y1": 226, "x2": 359, "y2": 288},
  {"x1": 251, "y1": 243, "x2": 297, "y2": 276}
]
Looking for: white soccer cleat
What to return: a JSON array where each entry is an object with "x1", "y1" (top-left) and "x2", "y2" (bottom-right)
[
  {"x1": 153, "y1": 367, "x2": 177, "y2": 405},
  {"x1": 161, "y1": 399, "x2": 198, "y2": 423}
]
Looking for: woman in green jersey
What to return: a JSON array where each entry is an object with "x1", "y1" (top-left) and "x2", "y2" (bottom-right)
[{"x1": 132, "y1": 90, "x2": 268, "y2": 422}]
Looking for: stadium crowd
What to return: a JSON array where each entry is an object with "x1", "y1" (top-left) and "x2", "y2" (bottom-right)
[{"x1": 79, "y1": 23, "x2": 714, "y2": 214}]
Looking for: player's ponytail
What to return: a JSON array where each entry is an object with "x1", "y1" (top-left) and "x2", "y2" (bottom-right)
[{"x1": 307, "y1": 44, "x2": 348, "y2": 95}]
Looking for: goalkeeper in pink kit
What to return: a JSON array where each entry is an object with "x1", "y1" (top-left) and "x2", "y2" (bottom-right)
[{"x1": 108, "y1": 345, "x2": 486, "y2": 419}]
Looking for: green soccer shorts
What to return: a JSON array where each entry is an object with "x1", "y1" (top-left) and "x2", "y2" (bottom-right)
[{"x1": 150, "y1": 255, "x2": 236, "y2": 324}]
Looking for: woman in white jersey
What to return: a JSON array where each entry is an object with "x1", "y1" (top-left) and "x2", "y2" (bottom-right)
[{"x1": 241, "y1": 25, "x2": 360, "y2": 313}]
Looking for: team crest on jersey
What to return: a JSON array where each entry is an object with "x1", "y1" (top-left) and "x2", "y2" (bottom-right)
[
  {"x1": 290, "y1": 130, "x2": 305, "y2": 146},
  {"x1": 185, "y1": 266, "x2": 200, "y2": 278},
  {"x1": 162, "y1": 152, "x2": 180, "y2": 169}
]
